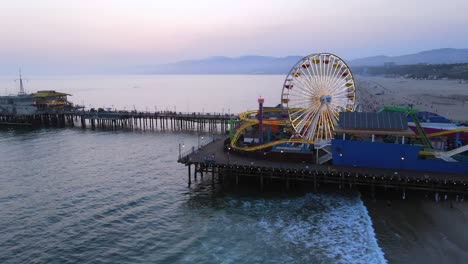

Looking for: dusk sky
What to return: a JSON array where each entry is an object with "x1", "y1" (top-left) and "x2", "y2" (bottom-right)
[{"x1": 1, "y1": 0, "x2": 467, "y2": 74}]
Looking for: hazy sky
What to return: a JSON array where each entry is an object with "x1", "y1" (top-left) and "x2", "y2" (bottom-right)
[{"x1": 1, "y1": 0, "x2": 467, "y2": 74}]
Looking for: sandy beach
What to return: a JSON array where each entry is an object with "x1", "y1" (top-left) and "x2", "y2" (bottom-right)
[
  {"x1": 356, "y1": 76, "x2": 468, "y2": 263},
  {"x1": 356, "y1": 76, "x2": 468, "y2": 122},
  {"x1": 365, "y1": 195, "x2": 468, "y2": 264}
]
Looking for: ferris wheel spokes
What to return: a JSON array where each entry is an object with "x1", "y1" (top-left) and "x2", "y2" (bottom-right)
[{"x1": 281, "y1": 53, "x2": 356, "y2": 142}]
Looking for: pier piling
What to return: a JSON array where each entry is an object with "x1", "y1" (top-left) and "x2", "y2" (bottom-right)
[{"x1": 1, "y1": 110, "x2": 236, "y2": 132}]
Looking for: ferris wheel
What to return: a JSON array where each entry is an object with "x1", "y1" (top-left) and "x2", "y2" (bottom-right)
[{"x1": 281, "y1": 53, "x2": 356, "y2": 142}]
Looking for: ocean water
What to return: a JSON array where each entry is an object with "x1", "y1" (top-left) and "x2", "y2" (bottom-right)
[
  {"x1": 0, "y1": 75, "x2": 386, "y2": 263},
  {"x1": 0, "y1": 75, "x2": 285, "y2": 113}
]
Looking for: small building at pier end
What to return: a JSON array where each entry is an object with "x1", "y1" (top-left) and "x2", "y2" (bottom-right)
[
  {"x1": 0, "y1": 71, "x2": 77, "y2": 126},
  {"x1": 0, "y1": 71, "x2": 74, "y2": 117}
]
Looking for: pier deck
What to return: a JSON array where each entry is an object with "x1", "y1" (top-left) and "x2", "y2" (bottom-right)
[{"x1": 179, "y1": 138, "x2": 468, "y2": 194}]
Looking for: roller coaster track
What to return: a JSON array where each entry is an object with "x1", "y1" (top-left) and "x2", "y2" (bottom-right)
[
  {"x1": 415, "y1": 129, "x2": 468, "y2": 159},
  {"x1": 418, "y1": 128, "x2": 468, "y2": 138},
  {"x1": 420, "y1": 144, "x2": 468, "y2": 158},
  {"x1": 232, "y1": 109, "x2": 468, "y2": 154},
  {"x1": 231, "y1": 109, "x2": 314, "y2": 152},
  {"x1": 444, "y1": 145, "x2": 468, "y2": 157}
]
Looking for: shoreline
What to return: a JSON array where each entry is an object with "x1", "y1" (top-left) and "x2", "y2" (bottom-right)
[{"x1": 364, "y1": 194, "x2": 468, "y2": 264}]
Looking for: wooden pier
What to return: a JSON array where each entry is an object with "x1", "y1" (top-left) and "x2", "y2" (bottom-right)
[
  {"x1": 0, "y1": 110, "x2": 235, "y2": 132},
  {"x1": 179, "y1": 137, "x2": 468, "y2": 196},
  {"x1": 0, "y1": 113, "x2": 72, "y2": 127}
]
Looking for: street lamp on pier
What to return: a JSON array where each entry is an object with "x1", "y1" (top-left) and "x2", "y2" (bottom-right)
[
  {"x1": 198, "y1": 135, "x2": 204, "y2": 149},
  {"x1": 280, "y1": 150, "x2": 284, "y2": 169},
  {"x1": 178, "y1": 143, "x2": 185, "y2": 160}
]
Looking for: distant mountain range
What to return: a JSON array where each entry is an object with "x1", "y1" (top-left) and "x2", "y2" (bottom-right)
[
  {"x1": 350, "y1": 48, "x2": 468, "y2": 66},
  {"x1": 136, "y1": 48, "x2": 468, "y2": 74},
  {"x1": 134, "y1": 56, "x2": 302, "y2": 74}
]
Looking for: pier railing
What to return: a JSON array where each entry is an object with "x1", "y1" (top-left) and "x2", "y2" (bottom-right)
[
  {"x1": 70, "y1": 110, "x2": 236, "y2": 131},
  {"x1": 178, "y1": 135, "x2": 217, "y2": 162},
  {"x1": 1, "y1": 108, "x2": 239, "y2": 129},
  {"x1": 69, "y1": 110, "x2": 237, "y2": 120}
]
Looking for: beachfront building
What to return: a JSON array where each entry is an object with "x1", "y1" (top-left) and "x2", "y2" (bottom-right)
[
  {"x1": 0, "y1": 90, "x2": 72, "y2": 116},
  {"x1": 332, "y1": 112, "x2": 467, "y2": 174},
  {"x1": 32, "y1": 90, "x2": 72, "y2": 113}
]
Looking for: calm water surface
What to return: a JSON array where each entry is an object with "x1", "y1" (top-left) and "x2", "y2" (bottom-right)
[
  {"x1": 0, "y1": 75, "x2": 286, "y2": 113},
  {"x1": 0, "y1": 75, "x2": 385, "y2": 263}
]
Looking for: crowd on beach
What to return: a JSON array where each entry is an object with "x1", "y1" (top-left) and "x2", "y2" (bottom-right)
[{"x1": 356, "y1": 77, "x2": 467, "y2": 122}]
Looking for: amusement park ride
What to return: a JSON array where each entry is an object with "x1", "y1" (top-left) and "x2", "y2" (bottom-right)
[
  {"x1": 229, "y1": 53, "x2": 468, "y2": 174},
  {"x1": 230, "y1": 53, "x2": 356, "y2": 158},
  {"x1": 230, "y1": 53, "x2": 356, "y2": 152}
]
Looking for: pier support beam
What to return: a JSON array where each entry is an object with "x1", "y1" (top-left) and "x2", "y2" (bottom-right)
[
  {"x1": 313, "y1": 173, "x2": 317, "y2": 192},
  {"x1": 188, "y1": 165, "x2": 191, "y2": 187},
  {"x1": 211, "y1": 168, "x2": 215, "y2": 187},
  {"x1": 260, "y1": 176, "x2": 264, "y2": 191}
]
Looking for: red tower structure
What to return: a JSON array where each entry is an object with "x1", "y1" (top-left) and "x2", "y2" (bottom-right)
[{"x1": 258, "y1": 97, "x2": 264, "y2": 144}]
